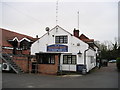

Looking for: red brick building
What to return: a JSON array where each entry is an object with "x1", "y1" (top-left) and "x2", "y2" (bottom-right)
[
  {"x1": 1, "y1": 28, "x2": 38, "y2": 54},
  {"x1": 0, "y1": 28, "x2": 38, "y2": 73}
]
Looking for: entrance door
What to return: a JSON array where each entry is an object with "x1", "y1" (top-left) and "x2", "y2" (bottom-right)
[
  {"x1": 58, "y1": 54, "x2": 61, "y2": 73},
  {"x1": 31, "y1": 62, "x2": 38, "y2": 73}
]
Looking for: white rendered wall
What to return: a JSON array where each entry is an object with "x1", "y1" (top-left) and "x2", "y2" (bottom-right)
[
  {"x1": 31, "y1": 26, "x2": 97, "y2": 72},
  {"x1": 31, "y1": 26, "x2": 88, "y2": 55},
  {"x1": 31, "y1": 26, "x2": 71, "y2": 55},
  {"x1": 86, "y1": 49, "x2": 96, "y2": 72},
  {"x1": 69, "y1": 36, "x2": 88, "y2": 64}
]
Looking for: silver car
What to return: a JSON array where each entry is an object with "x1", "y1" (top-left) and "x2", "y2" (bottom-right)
[{"x1": 109, "y1": 60, "x2": 116, "y2": 63}]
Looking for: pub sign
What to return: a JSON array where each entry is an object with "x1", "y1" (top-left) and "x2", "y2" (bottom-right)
[{"x1": 47, "y1": 44, "x2": 68, "y2": 52}]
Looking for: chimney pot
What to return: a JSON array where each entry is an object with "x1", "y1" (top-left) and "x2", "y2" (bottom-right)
[
  {"x1": 73, "y1": 28, "x2": 79, "y2": 38},
  {"x1": 36, "y1": 35, "x2": 38, "y2": 38}
]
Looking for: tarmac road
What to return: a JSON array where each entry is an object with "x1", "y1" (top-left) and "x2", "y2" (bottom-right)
[{"x1": 2, "y1": 63, "x2": 119, "y2": 88}]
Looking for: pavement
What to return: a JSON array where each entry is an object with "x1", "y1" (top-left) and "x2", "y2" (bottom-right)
[{"x1": 2, "y1": 63, "x2": 119, "y2": 88}]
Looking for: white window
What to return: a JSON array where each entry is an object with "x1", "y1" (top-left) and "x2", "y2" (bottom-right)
[
  {"x1": 63, "y1": 55, "x2": 76, "y2": 64},
  {"x1": 90, "y1": 56, "x2": 94, "y2": 63},
  {"x1": 55, "y1": 36, "x2": 68, "y2": 44}
]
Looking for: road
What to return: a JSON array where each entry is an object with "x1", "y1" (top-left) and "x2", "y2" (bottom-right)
[{"x1": 2, "y1": 63, "x2": 119, "y2": 88}]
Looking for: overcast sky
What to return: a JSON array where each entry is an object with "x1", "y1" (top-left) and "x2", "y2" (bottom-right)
[{"x1": 1, "y1": 0, "x2": 119, "y2": 43}]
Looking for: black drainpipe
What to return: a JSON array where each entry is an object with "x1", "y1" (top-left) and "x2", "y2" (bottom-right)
[{"x1": 84, "y1": 47, "x2": 90, "y2": 69}]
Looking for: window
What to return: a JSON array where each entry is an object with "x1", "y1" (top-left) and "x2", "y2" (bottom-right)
[
  {"x1": 55, "y1": 36, "x2": 68, "y2": 44},
  {"x1": 51, "y1": 55, "x2": 55, "y2": 64},
  {"x1": 90, "y1": 56, "x2": 94, "y2": 63},
  {"x1": 20, "y1": 40, "x2": 31, "y2": 50},
  {"x1": 22, "y1": 43, "x2": 28, "y2": 50},
  {"x1": 37, "y1": 54, "x2": 55, "y2": 64},
  {"x1": 63, "y1": 55, "x2": 76, "y2": 64},
  {"x1": 72, "y1": 56, "x2": 76, "y2": 64}
]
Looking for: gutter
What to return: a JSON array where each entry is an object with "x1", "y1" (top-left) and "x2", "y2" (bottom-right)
[{"x1": 84, "y1": 47, "x2": 90, "y2": 69}]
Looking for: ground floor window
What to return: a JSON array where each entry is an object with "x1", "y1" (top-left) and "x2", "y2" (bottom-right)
[
  {"x1": 63, "y1": 55, "x2": 76, "y2": 64},
  {"x1": 36, "y1": 54, "x2": 55, "y2": 64}
]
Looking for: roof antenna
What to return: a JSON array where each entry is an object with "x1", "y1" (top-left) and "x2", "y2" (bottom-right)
[
  {"x1": 56, "y1": 0, "x2": 59, "y2": 32},
  {"x1": 56, "y1": 0, "x2": 59, "y2": 26},
  {"x1": 77, "y1": 11, "x2": 79, "y2": 30}
]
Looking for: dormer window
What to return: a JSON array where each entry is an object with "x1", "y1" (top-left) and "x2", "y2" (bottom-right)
[
  {"x1": 8, "y1": 38, "x2": 18, "y2": 54},
  {"x1": 55, "y1": 35, "x2": 68, "y2": 44},
  {"x1": 22, "y1": 43, "x2": 28, "y2": 50},
  {"x1": 20, "y1": 39, "x2": 31, "y2": 50}
]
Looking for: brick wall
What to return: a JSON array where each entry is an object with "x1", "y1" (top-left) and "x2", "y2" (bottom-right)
[
  {"x1": 38, "y1": 55, "x2": 59, "y2": 75},
  {"x1": 2, "y1": 48, "x2": 33, "y2": 73},
  {"x1": 16, "y1": 50, "x2": 30, "y2": 55},
  {"x1": 2, "y1": 49, "x2": 30, "y2": 55},
  {"x1": 2, "y1": 50, "x2": 60, "y2": 75},
  {"x1": 12, "y1": 55, "x2": 30, "y2": 73},
  {"x1": 2, "y1": 49, "x2": 12, "y2": 54},
  {"x1": 21, "y1": 50, "x2": 30, "y2": 55}
]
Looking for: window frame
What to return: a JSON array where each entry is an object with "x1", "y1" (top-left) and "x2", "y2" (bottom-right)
[
  {"x1": 20, "y1": 39, "x2": 30, "y2": 50},
  {"x1": 90, "y1": 56, "x2": 94, "y2": 63},
  {"x1": 55, "y1": 35, "x2": 68, "y2": 44},
  {"x1": 37, "y1": 54, "x2": 55, "y2": 64},
  {"x1": 63, "y1": 55, "x2": 76, "y2": 64}
]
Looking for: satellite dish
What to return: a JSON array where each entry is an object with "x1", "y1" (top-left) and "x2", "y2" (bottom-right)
[
  {"x1": 45, "y1": 27, "x2": 50, "y2": 32},
  {"x1": 77, "y1": 43, "x2": 80, "y2": 46}
]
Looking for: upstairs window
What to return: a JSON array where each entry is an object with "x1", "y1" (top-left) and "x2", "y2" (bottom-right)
[
  {"x1": 20, "y1": 39, "x2": 31, "y2": 50},
  {"x1": 55, "y1": 36, "x2": 68, "y2": 44},
  {"x1": 22, "y1": 43, "x2": 28, "y2": 50}
]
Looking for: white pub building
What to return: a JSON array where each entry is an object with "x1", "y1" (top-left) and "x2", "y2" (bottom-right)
[{"x1": 31, "y1": 25, "x2": 99, "y2": 74}]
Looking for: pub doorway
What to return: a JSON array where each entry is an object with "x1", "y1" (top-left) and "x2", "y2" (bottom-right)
[{"x1": 31, "y1": 62, "x2": 38, "y2": 73}]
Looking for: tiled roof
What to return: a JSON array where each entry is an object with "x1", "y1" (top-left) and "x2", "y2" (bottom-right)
[
  {"x1": 0, "y1": 28, "x2": 39, "y2": 47},
  {"x1": 79, "y1": 34, "x2": 94, "y2": 43},
  {"x1": 80, "y1": 39, "x2": 94, "y2": 42},
  {"x1": 79, "y1": 34, "x2": 99, "y2": 49}
]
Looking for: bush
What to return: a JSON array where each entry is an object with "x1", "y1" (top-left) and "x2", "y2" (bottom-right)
[{"x1": 116, "y1": 57, "x2": 120, "y2": 71}]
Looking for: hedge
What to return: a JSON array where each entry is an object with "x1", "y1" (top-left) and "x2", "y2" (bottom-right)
[{"x1": 116, "y1": 57, "x2": 120, "y2": 71}]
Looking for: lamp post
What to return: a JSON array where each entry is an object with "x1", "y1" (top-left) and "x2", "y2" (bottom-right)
[
  {"x1": 98, "y1": 50, "x2": 102, "y2": 67},
  {"x1": 98, "y1": 50, "x2": 101, "y2": 57},
  {"x1": 98, "y1": 50, "x2": 101, "y2": 62}
]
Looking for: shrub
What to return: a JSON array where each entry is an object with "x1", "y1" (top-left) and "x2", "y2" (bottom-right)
[{"x1": 116, "y1": 57, "x2": 120, "y2": 71}]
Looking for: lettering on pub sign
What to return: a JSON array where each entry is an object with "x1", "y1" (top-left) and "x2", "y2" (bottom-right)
[{"x1": 47, "y1": 44, "x2": 68, "y2": 52}]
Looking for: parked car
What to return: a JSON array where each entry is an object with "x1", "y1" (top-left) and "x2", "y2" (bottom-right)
[{"x1": 109, "y1": 60, "x2": 116, "y2": 63}]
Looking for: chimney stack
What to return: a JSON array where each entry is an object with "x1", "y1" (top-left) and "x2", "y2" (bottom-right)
[{"x1": 73, "y1": 28, "x2": 79, "y2": 38}]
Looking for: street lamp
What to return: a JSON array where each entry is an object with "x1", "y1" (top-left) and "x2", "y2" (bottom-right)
[
  {"x1": 98, "y1": 50, "x2": 101, "y2": 57},
  {"x1": 77, "y1": 50, "x2": 82, "y2": 57}
]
